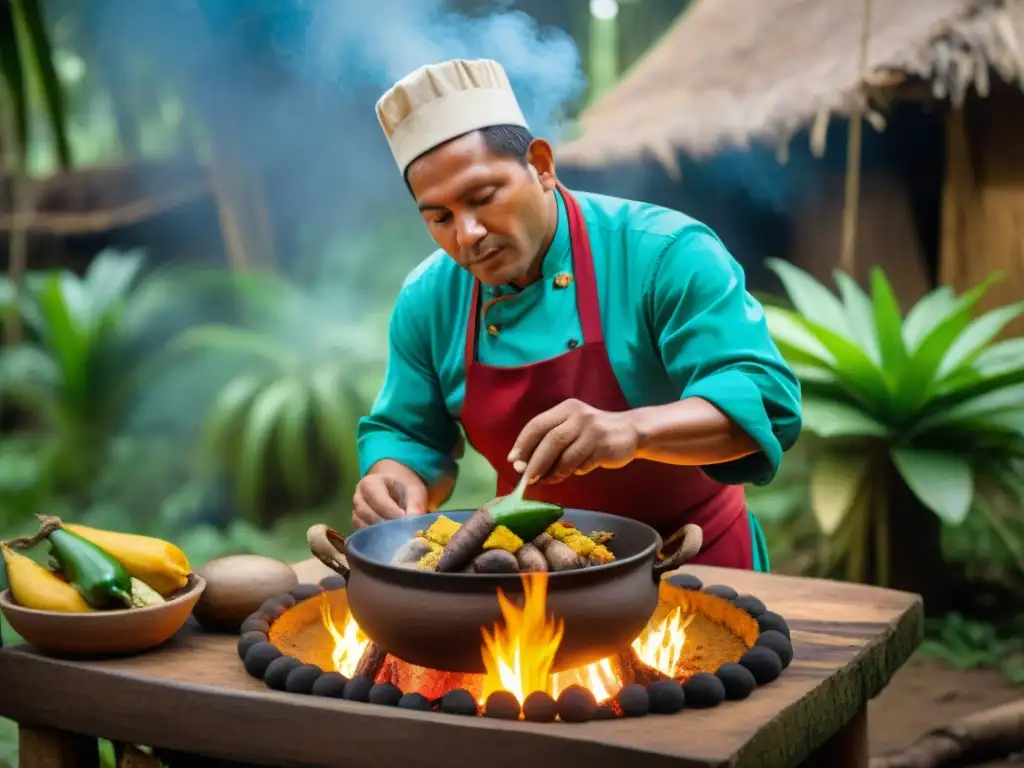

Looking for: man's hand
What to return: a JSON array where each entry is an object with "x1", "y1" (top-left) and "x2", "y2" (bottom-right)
[
  {"x1": 352, "y1": 461, "x2": 429, "y2": 530},
  {"x1": 507, "y1": 399, "x2": 641, "y2": 485}
]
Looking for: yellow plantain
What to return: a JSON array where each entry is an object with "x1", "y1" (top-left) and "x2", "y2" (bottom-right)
[
  {"x1": 1, "y1": 543, "x2": 93, "y2": 612},
  {"x1": 62, "y1": 524, "x2": 192, "y2": 596}
]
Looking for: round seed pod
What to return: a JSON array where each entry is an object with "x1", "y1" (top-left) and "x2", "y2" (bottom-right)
[
  {"x1": 665, "y1": 573, "x2": 703, "y2": 591},
  {"x1": 284, "y1": 664, "x2": 323, "y2": 694},
  {"x1": 740, "y1": 646, "x2": 783, "y2": 685},
  {"x1": 703, "y1": 584, "x2": 738, "y2": 600},
  {"x1": 647, "y1": 680, "x2": 686, "y2": 715},
  {"x1": 320, "y1": 575, "x2": 346, "y2": 590},
  {"x1": 468, "y1": 550, "x2": 519, "y2": 574},
  {"x1": 291, "y1": 583, "x2": 324, "y2": 602},
  {"x1": 264, "y1": 656, "x2": 303, "y2": 690},
  {"x1": 756, "y1": 630, "x2": 794, "y2": 668},
  {"x1": 522, "y1": 691, "x2": 558, "y2": 723},
  {"x1": 398, "y1": 692, "x2": 432, "y2": 711},
  {"x1": 733, "y1": 595, "x2": 767, "y2": 618},
  {"x1": 716, "y1": 663, "x2": 756, "y2": 700},
  {"x1": 368, "y1": 683, "x2": 403, "y2": 707},
  {"x1": 243, "y1": 642, "x2": 281, "y2": 678},
  {"x1": 757, "y1": 611, "x2": 790, "y2": 638},
  {"x1": 237, "y1": 631, "x2": 267, "y2": 660},
  {"x1": 484, "y1": 691, "x2": 521, "y2": 720},
  {"x1": 682, "y1": 673, "x2": 726, "y2": 708},
  {"x1": 616, "y1": 684, "x2": 649, "y2": 717},
  {"x1": 311, "y1": 672, "x2": 348, "y2": 698},
  {"x1": 440, "y1": 689, "x2": 478, "y2": 716},
  {"x1": 557, "y1": 685, "x2": 597, "y2": 723},
  {"x1": 239, "y1": 617, "x2": 271, "y2": 635},
  {"x1": 342, "y1": 676, "x2": 374, "y2": 702}
]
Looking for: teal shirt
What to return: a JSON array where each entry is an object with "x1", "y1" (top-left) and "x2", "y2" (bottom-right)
[{"x1": 358, "y1": 188, "x2": 802, "y2": 494}]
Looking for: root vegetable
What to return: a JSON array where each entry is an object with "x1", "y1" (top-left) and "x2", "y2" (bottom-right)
[
  {"x1": 391, "y1": 537, "x2": 435, "y2": 568},
  {"x1": 467, "y1": 550, "x2": 519, "y2": 574},
  {"x1": 535, "y1": 536, "x2": 585, "y2": 572},
  {"x1": 436, "y1": 508, "x2": 498, "y2": 573},
  {"x1": 515, "y1": 543, "x2": 548, "y2": 572}
]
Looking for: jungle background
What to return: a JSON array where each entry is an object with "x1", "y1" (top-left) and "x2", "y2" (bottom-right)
[{"x1": 2, "y1": 0, "x2": 1024, "y2": 765}]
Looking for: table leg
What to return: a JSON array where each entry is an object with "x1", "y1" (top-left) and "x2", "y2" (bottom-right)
[
  {"x1": 18, "y1": 725, "x2": 98, "y2": 768},
  {"x1": 800, "y1": 706, "x2": 868, "y2": 768}
]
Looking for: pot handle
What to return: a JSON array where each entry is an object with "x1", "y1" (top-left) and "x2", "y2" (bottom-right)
[
  {"x1": 307, "y1": 524, "x2": 351, "y2": 581},
  {"x1": 652, "y1": 523, "x2": 703, "y2": 582}
]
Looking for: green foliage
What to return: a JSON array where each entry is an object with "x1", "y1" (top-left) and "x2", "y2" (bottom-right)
[
  {"x1": 764, "y1": 259, "x2": 1024, "y2": 584},
  {"x1": 917, "y1": 612, "x2": 1024, "y2": 685}
]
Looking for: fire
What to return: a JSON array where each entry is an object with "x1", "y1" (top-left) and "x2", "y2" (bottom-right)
[
  {"x1": 631, "y1": 607, "x2": 695, "y2": 678},
  {"x1": 480, "y1": 571, "x2": 564, "y2": 704},
  {"x1": 320, "y1": 597, "x2": 370, "y2": 678},
  {"x1": 319, "y1": 572, "x2": 695, "y2": 709}
]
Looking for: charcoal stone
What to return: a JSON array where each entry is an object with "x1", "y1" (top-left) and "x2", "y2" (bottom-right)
[
  {"x1": 756, "y1": 629, "x2": 794, "y2": 668},
  {"x1": 757, "y1": 611, "x2": 790, "y2": 638},
  {"x1": 557, "y1": 686, "x2": 597, "y2": 723},
  {"x1": 343, "y1": 676, "x2": 374, "y2": 702},
  {"x1": 242, "y1": 642, "x2": 281, "y2": 678},
  {"x1": 716, "y1": 663, "x2": 756, "y2": 700},
  {"x1": 290, "y1": 583, "x2": 324, "y2": 602},
  {"x1": 523, "y1": 691, "x2": 558, "y2": 723},
  {"x1": 368, "y1": 683, "x2": 403, "y2": 707},
  {"x1": 237, "y1": 631, "x2": 267, "y2": 660},
  {"x1": 733, "y1": 594, "x2": 767, "y2": 618},
  {"x1": 682, "y1": 673, "x2": 726, "y2": 708},
  {"x1": 703, "y1": 584, "x2": 738, "y2": 600},
  {"x1": 310, "y1": 672, "x2": 348, "y2": 698},
  {"x1": 320, "y1": 575, "x2": 346, "y2": 590},
  {"x1": 240, "y1": 617, "x2": 271, "y2": 635},
  {"x1": 264, "y1": 656, "x2": 302, "y2": 690},
  {"x1": 284, "y1": 664, "x2": 323, "y2": 694},
  {"x1": 616, "y1": 684, "x2": 650, "y2": 717},
  {"x1": 484, "y1": 691, "x2": 521, "y2": 720},
  {"x1": 665, "y1": 573, "x2": 703, "y2": 591},
  {"x1": 398, "y1": 692, "x2": 432, "y2": 711},
  {"x1": 440, "y1": 689, "x2": 478, "y2": 716},
  {"x1": 647, "y1": 680, "x2": 686, "y2": 714},
  {"x1": 740, "y1": 646, "x2": 783, "y2": 685}
]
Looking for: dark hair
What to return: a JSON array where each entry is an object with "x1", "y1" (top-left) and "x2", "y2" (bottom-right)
[{"x1": 403, "y1": 124, "x2": 534, "y2": 193}]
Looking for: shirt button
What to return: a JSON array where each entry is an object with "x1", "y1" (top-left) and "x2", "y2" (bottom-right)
[
  {"x1": 488, "y1": 324, "x2": 500, "y2": 337},
  {"x1": 567, "y1": 338, "x2": 579, "y2": 349}
]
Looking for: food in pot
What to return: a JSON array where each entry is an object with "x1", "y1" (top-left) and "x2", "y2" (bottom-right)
[{"x1": 395, "y1": 515, "x2": 617, "y2": 573}]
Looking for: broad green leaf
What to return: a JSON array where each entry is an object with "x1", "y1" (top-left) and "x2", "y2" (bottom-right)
[
  {"x1": 915, "y1": 383, "x2": 1024, "y2": 432},
  {"x1": 308, "y1": 364, "x2": 363, "y2": 486},
  {"x1": 170, "y1": 325, "x2": 299, "y2": 369},
  {"x1": 201, "y1": 374, "x2": 264, "y2": 457},
  {"x1": 937, "y1": 301, "x2": 1024, "y2": 380},
  {"x1": 764, "y1": 258, "x2": 852, "y2": 340},
  {"x1": 901, "y1": 286, "x2": 957, "y2": 352},
  {"x1": 763, "y1": 306, "x2": 836, "y2": 367},
  {"x1": 809, "y1": 449, "x2": 872, "y2": 535},
  {"x1": 235, "y1": 379, "x2": 295, "y2": 518},
  {"x1": 890, "y1": 447, "x2": 974, "y2": 525},
  {"x1": 0, "y1": 0, "x2": 28, "y2": 161},
  {"x1": 798, "y1": 318, "x2": 891, "y2": 411},
  {"x1": 833, "y1": 271, "x2": 881, "y2": 365},
  {"x1": 789, "y1": 364, "x2": 838, "y2": 386},
  {"x1": 14, "y1": 0, "x2": 71, "y2": 167},
  {"x1": 276, "y1": 379, "x2": 315, "y2": 499},
  {"x1": 800, "y1": 395, "x2": 889, "y2": 438},
  {"x1": 869, "y1": 268, "x2": 908, "y2": 375}
]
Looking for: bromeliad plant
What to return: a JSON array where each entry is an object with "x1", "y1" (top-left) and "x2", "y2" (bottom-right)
[{"x1": 763, "y1": 259, "x2": 1024, "y2": 597}]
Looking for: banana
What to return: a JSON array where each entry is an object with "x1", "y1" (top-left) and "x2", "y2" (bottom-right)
[
  {"x1": 62, "y1": 524, "x2": 192, "y2": 597},
  {"x1": 1, "y1": 543, "x2": 93, "y2": 613}
]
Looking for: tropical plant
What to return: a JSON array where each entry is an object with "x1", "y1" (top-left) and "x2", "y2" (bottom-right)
[
  {"x1": 160, "y1": 271, "x2": 369, "y2": 526},
  {"x1": 763, "y1": 259, "x2": 1024, "y2": 604}
]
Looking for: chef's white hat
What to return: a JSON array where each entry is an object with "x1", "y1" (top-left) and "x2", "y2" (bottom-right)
[{"x1": 376, "y1": 58, "x2": 529, "y2": 174}]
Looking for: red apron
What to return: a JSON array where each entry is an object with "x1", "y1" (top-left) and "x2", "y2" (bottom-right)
[{"x1": 458, "y1": 185, "x2": 753, "y2": 569}]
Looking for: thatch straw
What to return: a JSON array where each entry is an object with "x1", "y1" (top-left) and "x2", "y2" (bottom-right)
[{"x1": 558, "y1": 0, "x2": 1024, "y2": 167}]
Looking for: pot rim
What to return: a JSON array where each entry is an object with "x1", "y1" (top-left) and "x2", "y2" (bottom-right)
[{"x1": 342, "y1": 508, "x2": 664, "y2": 589}]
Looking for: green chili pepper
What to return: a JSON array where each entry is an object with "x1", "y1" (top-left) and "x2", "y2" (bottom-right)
[{"x1": 47, "y1": 525, "x2": 134, "y2": 609}]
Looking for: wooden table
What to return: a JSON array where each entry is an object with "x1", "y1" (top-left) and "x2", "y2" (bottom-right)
[{"x1": 0, "y1": 561, "x2": 923, "y2": 768}]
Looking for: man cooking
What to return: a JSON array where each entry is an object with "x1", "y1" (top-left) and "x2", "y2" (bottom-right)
[{"x1": 353, "y1": 58, "x2": 802, "y2": 571}]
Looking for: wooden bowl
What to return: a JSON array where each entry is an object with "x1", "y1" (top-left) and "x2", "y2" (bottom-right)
[{"x1": 0, "y1": 574, "x2": 206, "y2": 657}]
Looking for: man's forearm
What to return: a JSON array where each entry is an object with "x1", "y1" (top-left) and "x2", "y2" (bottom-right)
[
  {"x1": 630, "y1": 397, "x2": 760, "y2": 466},
  {"x1": 368, "y1": 459, "x2": 456, "y2": 511}
]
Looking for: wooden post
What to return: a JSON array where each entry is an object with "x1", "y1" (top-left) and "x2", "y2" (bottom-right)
[
  {"x1": 801, "y1": 706, "x2": 869, "y2": 768},
  {"x1": 17, "y1": 725, "x2": 98, "y2": 768}
]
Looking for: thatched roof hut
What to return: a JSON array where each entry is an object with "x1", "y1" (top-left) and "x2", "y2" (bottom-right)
[{"x1": 558, "y1": 0, "x2": 1024, "y2": 166}]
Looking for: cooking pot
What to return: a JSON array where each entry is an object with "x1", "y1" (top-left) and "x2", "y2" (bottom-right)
[{"x1": 307, "y1": 509, "x2": 702, "y2": 674}]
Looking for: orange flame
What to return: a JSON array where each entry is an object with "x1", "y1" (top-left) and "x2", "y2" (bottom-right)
[
  {"x1": 320, "y1": 597, "x2": 370, "y2": 678},
  {"x1": 320, "y1": 572, "x2": 694, "y2": 708},
  {"x1": 480, "y1": 571, "x2": 564, "y2": 704}
]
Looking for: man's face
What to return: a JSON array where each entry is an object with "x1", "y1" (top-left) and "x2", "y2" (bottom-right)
[{"x1": 406, "y1": 131, "x2": 557, "y2": 286}]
